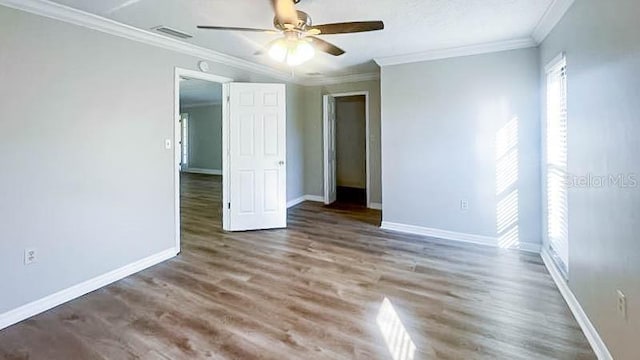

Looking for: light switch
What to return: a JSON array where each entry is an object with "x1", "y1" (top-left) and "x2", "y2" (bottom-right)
[{"x1": 165, "y1": 139, "x2": 172, "y2": 149}]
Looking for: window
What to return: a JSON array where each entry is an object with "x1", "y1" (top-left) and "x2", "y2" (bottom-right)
[
  {"x1": 180, "y1": 113, "x2": 189, "y2": 170},
  {"x1": 545, "y1": 53, "x2": 569, "y2": 276}
]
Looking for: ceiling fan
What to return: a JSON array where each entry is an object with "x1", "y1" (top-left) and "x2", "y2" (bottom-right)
[{"x1": 197, "y1": 0, "x2": 384, "y2": 66}]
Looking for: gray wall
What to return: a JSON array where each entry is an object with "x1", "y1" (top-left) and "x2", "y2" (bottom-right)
[
  {"x1": 181, "y1": 105, "x2": 222, "y2": 171},
  {"x1": 302, "y1": 80, "x2": 382, "y2": 203},
  {"x1": 336, "y1": 96, "x2": 366, "y2": 188},
  {"x1": 0, "y1": 5, "x2": 305, "y2": 315},
  {"x1": 286, "y1": 84, "x2": 306, "y2": 201},
  {"x1": 380, "y1": 48, "x2": 542, "y2": 248},
  {"x1": 540, "y1": 1, "x2": 640, "y2": 358}
]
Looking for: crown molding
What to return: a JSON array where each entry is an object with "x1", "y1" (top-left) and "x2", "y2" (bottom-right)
[
  {"x1": 532, "y1": 0, "x2": 576, "y2": 43},
  {"x1": 1, "y1": 0, "x2": 573, "y2": 84},
  {"x1": 374, "y1": 38, "x2": 537, "y2": 67},
  {"x1": 0, "y1": 0, "x2": 296, "y2": 82},
  {"x1": 301, "y1": 72, "x2": 379, "y2": 87}
]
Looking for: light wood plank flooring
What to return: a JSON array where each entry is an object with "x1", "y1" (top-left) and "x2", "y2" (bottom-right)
[{"x1": 0, "y1": 173, "x2": 595, "y2": 359}]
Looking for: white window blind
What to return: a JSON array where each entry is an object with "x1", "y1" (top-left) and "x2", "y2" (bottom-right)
[{"x1": 545, "y1": 54, "x2": 569, "y2": 275}]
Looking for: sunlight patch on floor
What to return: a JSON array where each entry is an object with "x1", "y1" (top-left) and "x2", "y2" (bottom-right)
[{"x1": 376, "y1": 297, "x2": 417, "y2": 360}]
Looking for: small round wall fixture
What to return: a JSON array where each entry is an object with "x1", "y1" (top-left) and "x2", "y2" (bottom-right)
[{"x1": 198, "y1": 60, "x2": 210, "y2": 73}]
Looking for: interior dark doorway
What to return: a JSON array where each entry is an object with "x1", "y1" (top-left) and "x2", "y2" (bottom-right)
[{"x1": 335, "y1": 95, "x2": 367, "y2": 206}]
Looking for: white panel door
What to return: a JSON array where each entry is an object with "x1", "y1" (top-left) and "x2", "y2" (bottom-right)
[
  {"x1": 228, "y1": 83, "x2": 286, "y2": 231},
  {"x1": 323, "y1": 95, "x2": 337, "y2": 204}
]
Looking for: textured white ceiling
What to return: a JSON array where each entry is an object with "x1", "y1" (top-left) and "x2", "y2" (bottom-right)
[
  {"x1": 180, "y1": 78, "x2": 222, "y2": 106},
  {"x1": 49, "y1": 0, "x2": 554, "y2": 76}
]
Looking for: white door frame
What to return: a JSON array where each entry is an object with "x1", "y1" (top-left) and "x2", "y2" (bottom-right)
[
  {"x1": 322, "y1": 91, "x2": 371, "y2": 208},
  {"x1": 174, "y1": 67, "x2": 233, "y2": 252}
]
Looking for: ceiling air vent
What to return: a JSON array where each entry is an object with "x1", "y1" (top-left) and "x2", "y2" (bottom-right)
[{"x1": 152, "y1": 26, "x2": 193, "y2": 39}]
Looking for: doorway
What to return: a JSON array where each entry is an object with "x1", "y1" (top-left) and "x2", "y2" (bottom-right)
[
  {"x1": 179, "y1": 79, "x2": 224, "y2": 176},
  {"x1": 174, "y1": 68, "x2": 288, "y2": 251},
  {"x1": 174, "y1": 69, "x2": 230, "y2": 252},
  {"x1": 323, "y1": 92, "x2": 370, "y2": 207}
]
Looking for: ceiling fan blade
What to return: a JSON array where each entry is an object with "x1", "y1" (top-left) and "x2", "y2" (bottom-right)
[
  {"x1": 197, "y1": 26, "x2": 277, "y2": 33},
  {"x1": 308, "y1": 37, "x2": 345, "y2": 56},
  {"x1": 310, "y1": 21, "x2": 384, "y2": 35},
  {"x1": 271, "y1": 0, "x2": 299, "y2": 25}
]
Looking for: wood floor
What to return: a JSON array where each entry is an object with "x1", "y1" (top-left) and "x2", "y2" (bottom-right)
[{"x1": 0, "y1": 173, "x2": 595, "y2": 359}]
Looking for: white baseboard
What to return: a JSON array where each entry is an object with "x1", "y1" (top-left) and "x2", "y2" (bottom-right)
[
  {"x1": 380, "y1": 221, "x2": 540, "y2": 253},
  {"x1": 287, "y1": 196, "x2": 306, "y2": 208},
  {"x1": 541, "y1": 249, "x2": 613, "y2": 360},
  {"x1": 518, "y1": 242, "x2": 542, "y2": 253},
  {"x1": 381, "y1": 221, "x2": 497, "y2": 246},
  {"x1": 185, "y1": 168, "x2": 222, "y2": 175},
  {"x1": 0, "y1": 247, "x2": 178, "y2": 331},
  {"x1": 287, "y1": 195, "x2": 325, "y2": 208},
  {"x1": 288, "y1": 196, "x2": 382, "y2": 210},
  {"x1": 304, "y1": 195, "x2": 324, "y2": 203},
  {"x1": 369, "y1": 202, "x2": 382, "y2": 210}
]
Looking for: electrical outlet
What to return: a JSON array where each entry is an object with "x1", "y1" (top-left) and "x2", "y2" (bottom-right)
[
  {"x1": 617, "y1": 290, "x2": 627, "y2": 320},
  {"x1": 24, "y1": 248, "x2": 37, "y2": 265},
  {"x1": 460, "y1": 199, "x2": 469, "y2": 210}
]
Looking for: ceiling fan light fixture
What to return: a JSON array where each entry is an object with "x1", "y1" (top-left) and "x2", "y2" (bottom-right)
[
  {"x1": 198, "y1": 0, "x2": 384, "y2": 64},
  {"x1": 268, "y1": 38, "x2": 315, "y2": 67},
  {"x1": 288, "y1": 40, "x2": 315, "y2": 66},
  {"x1": 268, "y1": 39, "x2": 289, "y2": 62}
]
